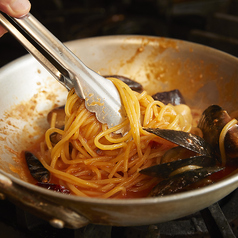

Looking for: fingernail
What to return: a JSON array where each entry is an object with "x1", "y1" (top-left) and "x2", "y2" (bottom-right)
[{"x1": 10, "y1": 0, "x2": 31, "y2": 15}]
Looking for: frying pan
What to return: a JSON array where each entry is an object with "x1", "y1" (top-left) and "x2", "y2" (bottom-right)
[{"x1": 0, "y1": 35, "x2": 238, "y2": 229}]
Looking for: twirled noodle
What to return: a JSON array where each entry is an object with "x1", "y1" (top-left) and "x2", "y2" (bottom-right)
[
  {"x1": 219, "y1": 118, "x2": 238, "y2": 166},
  {"x1": 39, "y1": 77, "x2": 193, "y2": 198}
]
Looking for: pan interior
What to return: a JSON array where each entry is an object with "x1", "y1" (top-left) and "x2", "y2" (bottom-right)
[{"x1": 0, "y1": 35, "x2": 238, "y2": 200}]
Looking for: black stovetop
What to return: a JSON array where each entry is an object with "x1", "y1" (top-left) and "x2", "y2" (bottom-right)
[
  {"x1": 1, "y1": 0, "x2": 238, "y2": 68},
  {"x1": 1, "y1": 188, "x2": 238, "y2": 238}
]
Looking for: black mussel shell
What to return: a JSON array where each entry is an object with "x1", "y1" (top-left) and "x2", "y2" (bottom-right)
[
  {"x1": 25, "y1": 151, "x2": 50, "y2": 182},
  {"x1": 104, "y1": 75, "x2": 143, "y2": 93},
  {"x1": 161, "y1": 146, "x2": 198, "y2": 164},
  {"x1": 47, "y1": 105, "x2": 65, "y2": 129},
  {"x1": 50, "y1": 131, "x2": 62, "y2": 145},
  {"x1": 152, "y1": 89, "x2": 186, "y2": 105},
  {"x1": 143, "y1": 128, "x2": 213, "y2": 157},
  {"x1": 198, "y1": 105, "x2": 238, "y2": 160},
  {"x1": 225, "y1": 124, "x2": 238, "y2": 159},
  {"x1": 148, "y1": 166, "x2": 224, "y2": 197},
  {"x1": 140, "y1": 155, "x2": 216, "y2": 178},
  {"x1": 198, "y1": 105, "x2": 230, "y2": 151},
  {"x1": 50, "y1": 126, "x2": 64, "y2": 146}
]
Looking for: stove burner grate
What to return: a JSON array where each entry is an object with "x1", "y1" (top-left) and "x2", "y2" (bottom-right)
[{"x1": 1, "y1": 189, "x2": 238, "y2": 237}]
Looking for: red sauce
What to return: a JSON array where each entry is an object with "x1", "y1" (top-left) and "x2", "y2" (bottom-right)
[{"x1": 19, "y1": 133, "x2": 238, "y2": 199}]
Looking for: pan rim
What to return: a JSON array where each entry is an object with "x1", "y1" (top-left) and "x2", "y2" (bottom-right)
[{"x1": 1, "y1": 34, "x2": 238, "y2": 206}]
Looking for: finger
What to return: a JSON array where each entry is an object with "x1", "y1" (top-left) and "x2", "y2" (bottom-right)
[
  {"x1": 0, "y1": 0, "x2": 31, "y2": 18},
  {"x1": 0, "y1": 0, "x2": 31, "y2": 36},
  {"x1": 0, "y1": 26, "x2": 7, "y2": 37}
]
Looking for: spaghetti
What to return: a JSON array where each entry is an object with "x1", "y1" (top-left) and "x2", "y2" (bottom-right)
[
  {"x1": 38, "y1": 77, "x2": 194, "y2": 198},
  {"x1": 219, "y1": 118, "x2": 238, "y2": 166}
]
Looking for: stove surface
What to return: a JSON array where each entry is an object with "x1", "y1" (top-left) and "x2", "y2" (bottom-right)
[
  {"x1": 1, "y1": 0, "x2": 238, "y2": 67},
  {"x1": 1, "y1": 189, "x2": 238, "y2": 237}
]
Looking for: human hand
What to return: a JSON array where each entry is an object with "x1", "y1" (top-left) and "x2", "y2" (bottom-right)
[{"x1": 0, "y1": 0, "x2": 31, "y2": 37}]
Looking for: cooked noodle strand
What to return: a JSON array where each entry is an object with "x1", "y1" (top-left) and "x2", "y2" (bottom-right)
[{"x1": 39, "y1": 77, "x2": 193, "y2": 198}]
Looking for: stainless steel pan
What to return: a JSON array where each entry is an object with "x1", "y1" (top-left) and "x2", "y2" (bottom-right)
[{"x1": 0, "y1": 35, "x2": 238, "y2": 229}]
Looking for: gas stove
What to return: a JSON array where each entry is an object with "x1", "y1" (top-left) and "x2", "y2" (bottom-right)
[
  {"x1": 0, "y1": 189, "x2": 238, "y2": 237},
  {"x1": 1, "y1": 0, "x2": 238, "y2": 67},
  {"x1": 1, "y1": 0, "x2": 238, "y2": 237}
]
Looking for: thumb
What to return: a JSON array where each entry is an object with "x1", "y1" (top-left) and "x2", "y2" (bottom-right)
[{"x1": 0, "y1": 0, "x2": 31, "y2": 18}]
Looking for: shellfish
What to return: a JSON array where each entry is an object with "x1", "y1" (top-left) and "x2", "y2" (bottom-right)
[{"x1": 140, "y1": 104, "x2": 238, "y2": 196}]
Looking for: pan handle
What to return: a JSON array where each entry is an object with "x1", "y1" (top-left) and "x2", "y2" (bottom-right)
[{"x1": 0, "y1": 172, "x2": 90, "y2": 229}]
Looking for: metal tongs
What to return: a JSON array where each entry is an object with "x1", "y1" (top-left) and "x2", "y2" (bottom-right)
[{"x1": 0, "y1": 12, "x2": 126, "y2": 128}]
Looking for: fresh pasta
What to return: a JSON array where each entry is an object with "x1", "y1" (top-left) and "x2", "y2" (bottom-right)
[{"x1": 36, "y1": 77, "x2": 194, "y2": 198}]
